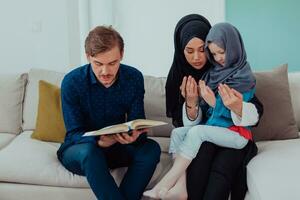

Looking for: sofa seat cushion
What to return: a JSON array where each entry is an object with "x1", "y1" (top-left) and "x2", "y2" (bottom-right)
[
  {"x1": 0, "y1": 133, "x2": 15, "y2": 149},
  {"x1": 0, "y1": 131, "x2": 89, "y2": 187},
  {"x1": 149, "y1": 136, "x2": 170, "y2": 153},
  {"x1": 247, "y1": 137, "x2": 300, "y2": 200},
  {"x1": 0, "y1": 131, "x2": 171, "y2": 188}
]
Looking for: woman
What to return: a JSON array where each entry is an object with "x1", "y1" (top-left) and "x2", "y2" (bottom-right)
[{"x1": 165, "y1": 14, "x2": 263, "y2": 200}]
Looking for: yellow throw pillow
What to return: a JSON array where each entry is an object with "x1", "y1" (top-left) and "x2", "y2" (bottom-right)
[{"x1": 31, "y1": 80, "x2": 66, "y2": 142}]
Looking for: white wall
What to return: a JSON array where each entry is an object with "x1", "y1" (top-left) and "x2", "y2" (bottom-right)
[
  {"x1": 0, "y1": 0, "x2": 75, "y2": 74},
  {"x1": 112, "y1": 0, "x2": 225, "y2": 77},
  {"x1": 0, "y1": 0, "x2": 224, "y2": 76}
]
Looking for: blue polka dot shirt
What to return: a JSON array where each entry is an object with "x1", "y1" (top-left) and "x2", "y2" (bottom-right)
[{"x1": 57, "y1": 64, "x2": 145, "y2": 157}]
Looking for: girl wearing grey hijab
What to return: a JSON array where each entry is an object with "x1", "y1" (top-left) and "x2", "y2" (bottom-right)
[
  {"x1": 144, "y1": 22, "x2": 256, "y2": 200},
  {"x1": 204, "y1": 22, "x2": 256, "y2": 93}
]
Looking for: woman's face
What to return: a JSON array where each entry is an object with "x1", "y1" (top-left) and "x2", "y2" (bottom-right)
[{"x1": 184, "y1": 37, "x2": 207, "y2": 70}]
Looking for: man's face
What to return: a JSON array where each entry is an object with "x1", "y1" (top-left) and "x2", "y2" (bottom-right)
[{"x1": 87, "y1": 46, "x2": 123, "y2": 88}]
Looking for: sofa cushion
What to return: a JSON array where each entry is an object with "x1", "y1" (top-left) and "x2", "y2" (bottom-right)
[
  {"x1": 247, "y1": 138, "x2": 300, "y2": 200},
  {"x1": 0, "y1": 131, "x2": 88, "y2": 187},
  {"x1": 0, "y1": 73, "x2": 27, "y2": 134},
  {"x1": 252, "y1": 64, "x2": 298, "y2": 141},
  {"x1": 0, "y1": 133, "x2": 15, "y2": 149},
  {"x1": 144, "y1": 76, "x2": 173, "y2": 137},
  {"x1": 288, "y1": 72, "x2": 300, "y2": 130},
  {"x1": 31, "y1": 80, "x2": 66, "y2": 142},
  {"x1": 0, "y1": 131, "x2": 171, "y2": 188},
  {"x1": 149, "y1": 136, "x2": 170, "y2": 153},
  {"x1": 22, "y1": 68, "x2": 65, "y2": 130}
]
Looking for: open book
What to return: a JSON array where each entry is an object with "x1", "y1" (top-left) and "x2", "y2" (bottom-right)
[{"x1": 83, "y1": 119, "x2": 167, "y2": 137}]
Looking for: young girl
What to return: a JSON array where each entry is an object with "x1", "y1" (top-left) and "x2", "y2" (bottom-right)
[{"x1": 144, "y1": 22, "x2": 256, "y2": 199}]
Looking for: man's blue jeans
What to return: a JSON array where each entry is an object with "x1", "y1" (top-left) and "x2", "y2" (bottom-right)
[{"x1": 59, "y1": 139, "x2": 161, "y2": 200}]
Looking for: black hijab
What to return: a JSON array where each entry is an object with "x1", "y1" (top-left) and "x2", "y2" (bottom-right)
[{"x1": 165, "y1": 14, "x2": 212, "y2": 127}]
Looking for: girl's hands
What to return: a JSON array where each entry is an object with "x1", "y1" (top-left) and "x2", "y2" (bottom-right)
[
  {"x1": 199, "y1": 80, "x2": 216, "y2": 107},
  {"x1": 218, "y1": 84, "x2": 243, "y2": 117},
  {"x1": 180, "y1": 77, "x2": 216, "y2": 108},
  {"x1": 180, "y1": 77, "x2": 242, "y2": 116}
]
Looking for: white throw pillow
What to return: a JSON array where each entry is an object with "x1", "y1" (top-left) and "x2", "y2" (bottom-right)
[{"x1": 22, "y1": 68, "x2": 65, "y2": 130}]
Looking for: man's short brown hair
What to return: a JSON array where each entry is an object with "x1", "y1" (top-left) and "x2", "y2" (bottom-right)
[{"x1": 85, "y1": 26, "x2": 124, "y2": 57}]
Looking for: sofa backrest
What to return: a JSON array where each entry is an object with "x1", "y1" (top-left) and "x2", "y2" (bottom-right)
[
  {"x1": 12, "y1": 68, "x2": 300, "y2": 139},
  {"x1": 21, "y1": 68, "x2": 173, "y2": 137},
  {"x1": 144, "y1": 76, "x2": 173, "y2": 137},
  {"x1": 144, "y1": 72, "x2": 300, "y2": 135},
  {"x1": 0, "y1": 73, "x2": 27, "y2": 134},
  {"x1": 145, "y1": 72, "x2": 300, "y2": 135}
]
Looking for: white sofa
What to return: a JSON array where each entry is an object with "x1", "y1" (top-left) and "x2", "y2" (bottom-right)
[{"x1": 0, "y1": 68, "x2": 300, "y2": 200}]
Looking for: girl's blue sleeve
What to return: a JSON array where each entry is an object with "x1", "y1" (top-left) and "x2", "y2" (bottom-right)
[{"x1": 210, "y1": 95, "x2": 232, "y2": 119}]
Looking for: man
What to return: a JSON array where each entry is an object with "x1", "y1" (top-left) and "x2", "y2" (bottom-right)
[{"x1": 57, "y1": 26, "x2": 161, "y2": 200}]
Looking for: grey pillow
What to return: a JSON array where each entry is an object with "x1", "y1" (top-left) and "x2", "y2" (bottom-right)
[{"x1": 252, "y1": 64, "x2": 299, "y2": 141}]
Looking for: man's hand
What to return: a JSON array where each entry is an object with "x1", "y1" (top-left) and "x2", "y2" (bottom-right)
[
  {"x1": 113, "y1": 128, "x2": 149, "y2": 144},
  {"x1": 98, "y1": 135, "x2": 117, "y2": 148},
  {"x1": 199, "y1": 80, "x2": 216, "y2": 107},
  {"x1": 218, "y1": 84, "x2": 243, "y2": 117}
]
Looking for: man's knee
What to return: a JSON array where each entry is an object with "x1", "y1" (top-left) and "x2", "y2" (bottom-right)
[
  {"x1": 77, "y1": 144, "x2": 105, "y2": 167},
  {"x1": 61, "y1": 143, "x2": 105, "y2": 175},
  {"x1": 139, "y1": 139, "x2": 161, "y2": 164},
  {"x1": 147, "y1": 139, "x2": 161, "y2": 160}
]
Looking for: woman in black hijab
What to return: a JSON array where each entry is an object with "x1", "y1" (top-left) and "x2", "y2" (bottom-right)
[
  {"x1": 166, "y1": 14, "x2": 211, "y2": 127},
  {"x1": 165, "y1": 14, "x2": 263, "y2": 200}
]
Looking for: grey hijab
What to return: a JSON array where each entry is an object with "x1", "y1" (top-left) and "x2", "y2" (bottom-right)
[{"x1": 203, "y1": 22, "x2": 255, "y2": 93}]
